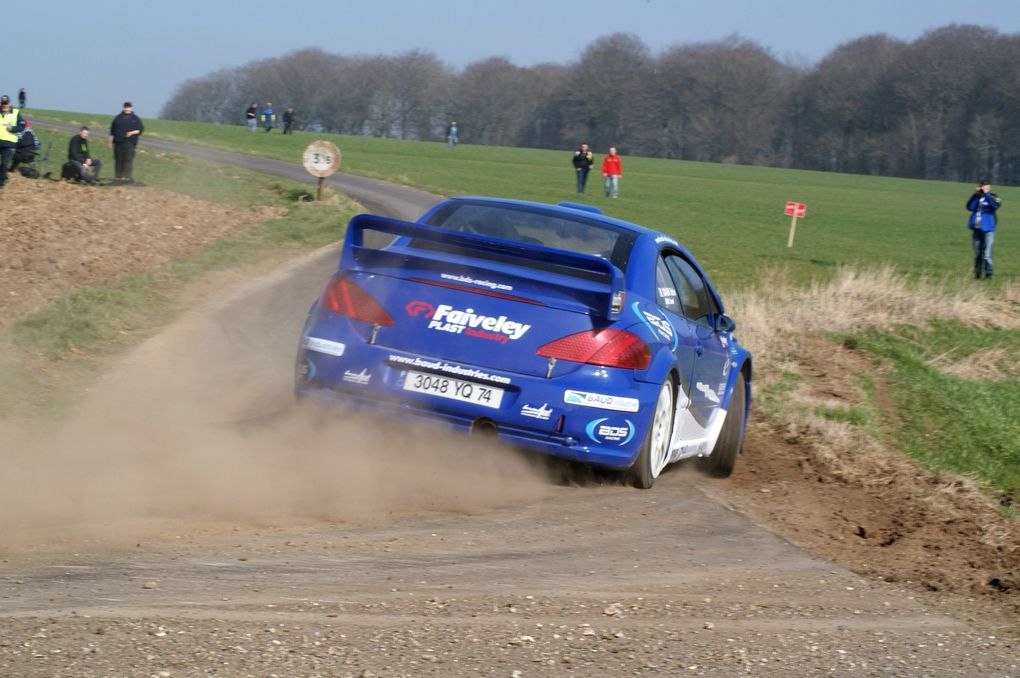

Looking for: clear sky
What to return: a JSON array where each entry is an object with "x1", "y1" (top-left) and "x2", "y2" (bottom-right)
[{"x1": 12, "y1": 0, "x2": 1020, "y2": 117}]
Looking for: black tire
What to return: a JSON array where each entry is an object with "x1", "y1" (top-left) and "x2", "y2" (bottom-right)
[
  {"x1": 698, "y1": 371, "x2": 747, "y2": 478},
  {"x1": 627, "y1": 375, "x2": 675, "y2": 489}
]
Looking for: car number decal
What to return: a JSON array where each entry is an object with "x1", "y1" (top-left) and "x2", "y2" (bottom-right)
[{"x1": 402, "y1": 370, "x2": 504, "y2": 409}]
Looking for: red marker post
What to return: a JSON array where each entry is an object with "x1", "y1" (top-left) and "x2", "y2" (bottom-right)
[{"x1": 785, "y1": 201, "x2": 807, "y2": 248}]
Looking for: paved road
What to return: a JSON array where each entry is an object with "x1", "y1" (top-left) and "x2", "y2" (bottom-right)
[{"x1": 3, "y1": 123, "x2": 1016, "y2": 676}]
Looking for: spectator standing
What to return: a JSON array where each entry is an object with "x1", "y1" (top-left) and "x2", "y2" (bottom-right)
[
  {"x1": 446, "y1": 121, "x2": 458, "y2": 148},
  {"x1": 601, "y1": 146, "x2": 623, "y2": 198},
  {"x1": 245, "y1": 102, "x2": 258, "y2": 132},
  {"x1": 283, "y1": 106, "x2": 295, "y2": 134},
  {"x1": 260, "y1": 101, "x2": 276, "y2": 133},
  {"x1": 967, "y1": 179, "x2": 1002, "y2": 279},
  {"x1": 68, "y1": 126, "x2": 102, "y2": 183},
  {"x1": 0, "y1": 94, "x2": 26, "y2": 190},
  {"x1": 18, "y1": 88, "x2": 26, "y2": 108},
  {"x1": 108, "y1": 101, "x2": 144, "y2": 182},
  {"x1": 572, "y1": 142, "x2": 594, "y2": 193}
]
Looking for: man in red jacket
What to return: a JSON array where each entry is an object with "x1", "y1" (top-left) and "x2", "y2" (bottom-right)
[{"x1": 601, "y1": 146, "x2": 623, "y2": 198}]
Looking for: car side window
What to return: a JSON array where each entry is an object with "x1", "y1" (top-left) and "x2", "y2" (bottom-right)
[
  {"x1": 664, "y1": 254, "x2": 717, "y2": 327},
  {"x1": 655, "y1": 258, "x2": 682, "y2": 314}
]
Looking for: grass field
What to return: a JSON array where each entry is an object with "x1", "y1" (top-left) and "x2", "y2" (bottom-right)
[
  {"x1": 1, "y1": 127, "x2": 359, "y2": 421},
  {"x1": 18, "y1": 111, "x2": 1020, "y2": 504},
  {"x1": 32, "y1": 109, "x2": 1018, "y2": 294}
]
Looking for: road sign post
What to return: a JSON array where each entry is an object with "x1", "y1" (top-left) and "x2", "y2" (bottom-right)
[
  {"x1": 302, "y1": 140, "x2": 342, "y2": 201},
  {"x1": 784, "y1": 201, "x2": 807, "y2": 248}
]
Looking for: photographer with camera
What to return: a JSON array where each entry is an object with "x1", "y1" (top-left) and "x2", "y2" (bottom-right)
[{"x1": 967, "y1": 179, "x2": 1002, "y2": 280}]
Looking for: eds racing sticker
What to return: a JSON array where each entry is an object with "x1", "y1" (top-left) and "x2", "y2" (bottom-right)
[{"x1": 585, "y1": 417, "x2": 636, "y2": 446}]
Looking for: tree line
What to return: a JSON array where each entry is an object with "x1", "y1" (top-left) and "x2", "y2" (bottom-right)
[{"x1": 161, "y1": 25, "x2": 1020, "y2": 184}]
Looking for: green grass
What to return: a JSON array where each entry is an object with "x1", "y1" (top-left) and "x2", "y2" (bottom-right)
[
  {"x1": 9, "y1": 198, "x2": 341, "y2": 365},
  {"x1": 2, "y1": 131, "x2": 357, "y2": 422},
  {"x1": 33, "y1": 109, "x2": 1018, "y2": 294},
  {"x1": 20, "y1": 111, "x2": 1020, "y2": 504},
  {"x1": 851, "y1": 322, "x2": 1020, "y2": 501},
  {"x1": 814, "y1": 405, "x2": 870, "y2": 427}
]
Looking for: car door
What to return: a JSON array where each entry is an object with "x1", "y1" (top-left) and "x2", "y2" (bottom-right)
[
  {"x1": 663, "y1": 254, "x2": 729, "y2": 427},
  {"x1": 653, "y1": 255, "x2": 697, "y2": 403}
]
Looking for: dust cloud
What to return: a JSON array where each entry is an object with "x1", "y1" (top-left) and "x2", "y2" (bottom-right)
[
  {"x1": 0, "y1": 267, "x2": 552, "y2": 555},
  {"x1": 0, "y1": 405, "x2": 550, "y2": 553}
]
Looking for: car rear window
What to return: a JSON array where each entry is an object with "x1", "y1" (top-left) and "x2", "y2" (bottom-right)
[{"x1": 424, "y1": 201, "x2": 636, "y2": 272}]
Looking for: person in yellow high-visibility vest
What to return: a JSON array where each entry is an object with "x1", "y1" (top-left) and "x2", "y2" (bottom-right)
[{"x1": 0, "y1": 94, "x2": 26, "y2": 190}]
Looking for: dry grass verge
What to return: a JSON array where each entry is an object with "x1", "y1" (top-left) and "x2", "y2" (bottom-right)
[{"x1": 718, "y1": 267, "x2": 1020, "y2": 635}]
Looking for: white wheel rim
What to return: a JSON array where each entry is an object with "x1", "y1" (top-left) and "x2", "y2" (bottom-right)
[{"x1": 649, "y1": 381, "x2": 673, "y2": 478}]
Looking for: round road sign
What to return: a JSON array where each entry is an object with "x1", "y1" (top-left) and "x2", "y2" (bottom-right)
[{"x1": 303, "y1": 140, "x2": 342, "y2": 178}]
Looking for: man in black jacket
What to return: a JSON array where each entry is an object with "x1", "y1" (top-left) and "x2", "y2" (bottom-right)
[
  {"x1": 108, "y1": 101, "x2": 144, "y2": 181},
  {"x1": 67, "y1": 126, "x2": 102, "y2": 182},
  {"x1": 572, "y1": 142, "x2": 593, "y2": 193}
]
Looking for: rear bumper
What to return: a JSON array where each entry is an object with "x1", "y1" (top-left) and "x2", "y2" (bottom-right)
[{"x1": 295, "y1": 345, "x2": 656, "y2": 470}]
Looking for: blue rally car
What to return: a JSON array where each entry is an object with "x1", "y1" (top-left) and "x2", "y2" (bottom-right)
[{"x1": 295, "y1": 197, "x2": 751, "y2": 488}]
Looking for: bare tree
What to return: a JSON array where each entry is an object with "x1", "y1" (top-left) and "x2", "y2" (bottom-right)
[
  {"x1": 650, "y1": 37, "x2": 793, "y2": 164},
  {"x1": 451, "y1": 58, "x2": 535, "y2": 146},
  {"x1": 162, "y1": 68, "x2": 245, "y2": 124},
  {"x1": 558, "y1": 33, "x2": 652, "y2": 153},
  {"x1": 795, "y1": 35, "x2": 905, "y2": 174},
  {"x1": 161, "y1": 26, "x2": 1020, "y2": 183}
]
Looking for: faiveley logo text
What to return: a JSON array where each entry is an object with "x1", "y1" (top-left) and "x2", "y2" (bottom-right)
[{"x1": 425, "y1": 304, "x2": 531, "y2": 344}]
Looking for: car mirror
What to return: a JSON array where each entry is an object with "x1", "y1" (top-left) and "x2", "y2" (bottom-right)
[{"x1": 716, "y1": 314, "x2": 736, "y2": 333}]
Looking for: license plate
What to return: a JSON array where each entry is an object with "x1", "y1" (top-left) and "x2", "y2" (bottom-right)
[{"x1": 402, "y1": 370, "x2": 504, "y2": 409}]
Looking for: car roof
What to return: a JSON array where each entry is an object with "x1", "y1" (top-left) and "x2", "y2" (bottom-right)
[
  {"x1": 436, "y1": 196, "x2": 665, "y2": 239},
  {"x1": 422, "y1": 195, "x2": 707, "y2": 281}
]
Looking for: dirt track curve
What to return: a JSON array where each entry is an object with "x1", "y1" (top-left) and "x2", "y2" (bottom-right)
[{"x1": 1, "y1": 126, "x2": 1016, "y2": 676}]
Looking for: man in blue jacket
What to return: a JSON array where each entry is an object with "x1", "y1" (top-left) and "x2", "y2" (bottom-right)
[
  {"x1": 0, "y1": 94, "x2": 26, "y2": 190},
  {"x1": 260, "y1": 102, "x2": 276, "y2": 133},
  {"x1": 967, "y1": 179, "x2": 1002, "y2": 279}
]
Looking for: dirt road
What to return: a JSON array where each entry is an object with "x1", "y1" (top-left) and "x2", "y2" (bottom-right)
[
  {"x1": 3, "y1": 475, "x2": 1015, "y2": 677},
  {"x1": 1, "y1": 131, "x2": 1016, "y2": 676}
]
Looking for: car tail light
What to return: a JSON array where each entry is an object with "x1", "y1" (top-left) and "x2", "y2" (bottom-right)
[
  {"x1": 320, "y1": 276, "x2": 394, "y2": 327},
  {"x1": 537, "y1": 329, "x2": 650, "y2": 369}
]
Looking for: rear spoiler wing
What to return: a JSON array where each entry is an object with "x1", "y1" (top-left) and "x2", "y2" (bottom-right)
[{"x1": 341, "y1": 214, "x2": 626, "y2": 319}]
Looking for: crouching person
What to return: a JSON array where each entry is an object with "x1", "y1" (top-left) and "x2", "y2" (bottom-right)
[{"x1": 67, "y1": 126, "x2": 101, "y2": 183}]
